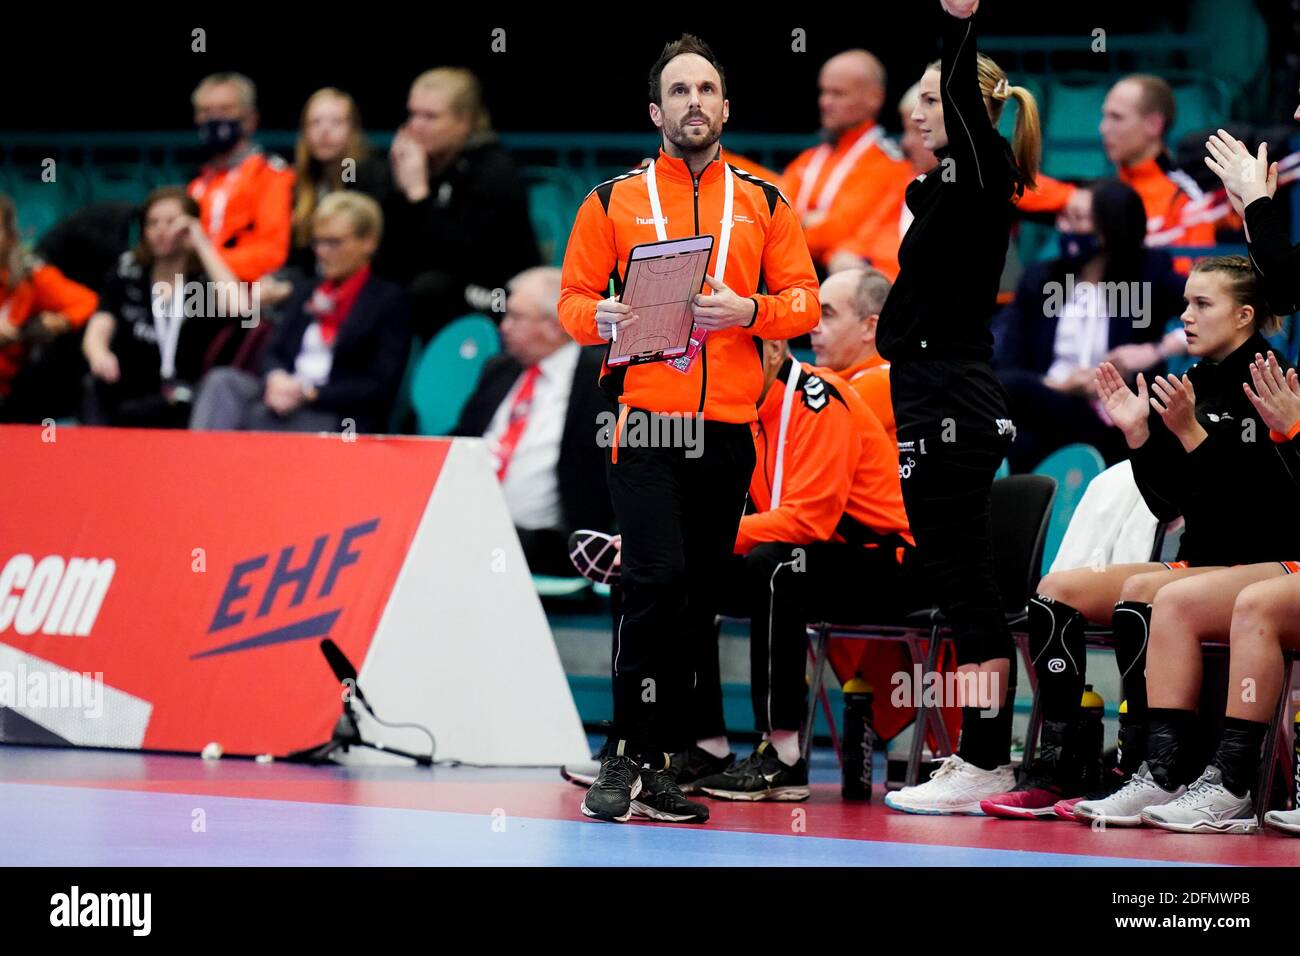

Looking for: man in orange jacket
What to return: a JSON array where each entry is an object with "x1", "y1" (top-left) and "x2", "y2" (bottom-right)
[
  {"x1": 559, "y1": 34, "x2": 819, "y2": 824},
  {"x1": 686, "y1": 338, "x2": 914, "y2": 799},
  {"x1": 187, "y1": 73, "x2": 294, "y2": 284},
  {"x1": 1101, "y1": 74, "x2": 1215, "y2": 266},
  {"x1": 781, "y1": 50, "x2": 913, "y2": 273}
]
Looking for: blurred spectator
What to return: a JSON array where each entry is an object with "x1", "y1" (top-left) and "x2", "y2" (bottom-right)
[
  {"x1": 452, "y1": 266, "x2": 614, "y2": 576},
  {"x1": 0, "y1": 193, "x2": 99, "y2": 422},
  {"x1": 1101, "y1": 74, "x2": 1216, "y2": 256},
  {"x1": 190, "y1": 192, "x2": 410, "y2": 434},
  {"x1": 992, "y1": 179, "x2": 1187, "y2": 471},
  {"x1": 187, "y1": 72, "x2": 295, "y2": 283},
  {"x1": 809, "y1": 266, "x2": 896, "y2": 442},
  {"x1": 81, "y1": 187, "x2": 242, "y2": 428},
  {"x1": 781, "y1": 50, "x2": 912, "y2": 274},
  {"x1": 284, "y1": 88, "x2": 389, "y2": 277},
  {"x1": 378, "y1": 68, "x2": 539, "y2": 341},
  {"x1": 829, "y1": 82, "x2": 1078, "y2": 279}
]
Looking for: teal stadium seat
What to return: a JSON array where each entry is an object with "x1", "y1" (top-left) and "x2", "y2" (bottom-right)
[
  {"x1": 1043, "y1": 83, "x2": 1111, "y2": 180},
  {"x1": 1031, "y1": 442, "x2": 1106, "y2": 574},
  {"x1": 0, "y1": 169, "x2": 82, "y2": 244},
  {"x1": 83, "y1": 165, "x2": 152, "y2": 206},
  {"x1": 410, "y1": 313, "x2": 501, "y2": 436},
  {"x1": 522, "y1": 166, "x2": 587, "y2": 266}
]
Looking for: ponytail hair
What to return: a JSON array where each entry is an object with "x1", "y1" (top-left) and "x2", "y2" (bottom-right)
[{"x1": 926, "y1": 52, "x2": 1042, "y2": 190}]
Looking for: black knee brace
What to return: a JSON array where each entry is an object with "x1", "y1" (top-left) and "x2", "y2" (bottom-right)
[{"x1": 1027, "y1": 594, "x2": 1087, "y2": 723}]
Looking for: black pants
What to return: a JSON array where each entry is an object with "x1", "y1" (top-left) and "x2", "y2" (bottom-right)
[
  {"x1": 700, "y1": 541, "x2": 912, "y2": 737},
  {"x1": 81, "y1": 375, "x2": 192, "y2": 429},
  {"x1": 894, "y1": 362, "x2": 1015, "y2": 667},
  {"x1": 516, "y1": 527, "x2": 573, "y2": 577},
  {"x1": 605, "y1": 411, "x2": 754, "y2": 758},
  {"x1": 999, "y1": 369, "x2": 1126, "y2": 473}
]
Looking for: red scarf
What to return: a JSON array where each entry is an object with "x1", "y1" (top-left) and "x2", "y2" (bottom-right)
[{"x1": 308, "y1": 264, "x2": 370, "y2": 345}]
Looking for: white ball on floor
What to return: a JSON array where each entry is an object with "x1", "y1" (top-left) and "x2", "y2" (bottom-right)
[
  {"x1": 201, "y1": 742, "x2": 223, "y2": 760},
  {"x1": 255, "y1": 753, "x2": 274, "y2": 764}
]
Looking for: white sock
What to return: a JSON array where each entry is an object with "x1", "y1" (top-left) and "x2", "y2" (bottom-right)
[
  {"x1": 695, "y1": 736, "x2": 730, "y2": 759},
  {"x1": 767, "y1": 730, "x2": 800, "y2": 766}
]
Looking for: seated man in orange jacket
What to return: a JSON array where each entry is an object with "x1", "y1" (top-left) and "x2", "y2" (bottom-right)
[
  {"x1": 187, "y1": 72, "x2": 294, "y2": 284},
  {"x1": 687, "y1": 338, "x2": 916, "y2": 800}
]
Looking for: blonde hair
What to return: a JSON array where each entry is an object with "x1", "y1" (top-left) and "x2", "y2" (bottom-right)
[
  {"x1": 927, "y1": 53, "x2": 1041, "y2": 190},
  {"x1": 292, "y1": 88, "x2": 371, "y2": 248},
  {"x1": 1191, "y1": 255, "x2": 1279, "y2": 335},
  {"x1": 315, "y1": 191, "x2": 384, "y2": 243},
  {"x1": 410, "y1": 68, "x2": 492, "y2": 135},
  {"x1": 0, "y1": 194, "x2": 35, "y2": 289}
]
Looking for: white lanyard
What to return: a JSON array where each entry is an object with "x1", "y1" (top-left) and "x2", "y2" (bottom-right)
[
  {"x1": 198, "y1": 158, "x2": 246, "y2": 239},
  {"x1": 152, "y1": 278, "x2": 186, "y2": 381},
  {"x1": 645, "y1": 156, "x2": 734, "y2": 284},
  {"x1": 794, "y1": 126, "x2": 882, "y2": 215},
  {"x1": 769, "y1": 359, "x2": 802, "y2": 509}
]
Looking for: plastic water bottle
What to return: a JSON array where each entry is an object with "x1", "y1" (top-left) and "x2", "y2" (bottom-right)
[
  {"x1": 841, "y1": 674, "x2": 875, "y2": 801},
  {"x1": 1293, "y1": 710, "x2": 1299, "y2": 810},
  {"x1": 1078, "y1": 685, "x2": 1105, "y2": 793}
]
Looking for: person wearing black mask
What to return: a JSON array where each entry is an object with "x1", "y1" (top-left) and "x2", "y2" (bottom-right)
[
  {"x1": 992, "y1": 179, "x2": 1187, "y2": 471},
  {"x1": 186, "y1": 73, "x2": 295, "y2": 286}
]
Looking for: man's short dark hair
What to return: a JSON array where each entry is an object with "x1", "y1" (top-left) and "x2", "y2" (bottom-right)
[{"x1": 648, "y1": 34, "x2": 727, "y2": 105}]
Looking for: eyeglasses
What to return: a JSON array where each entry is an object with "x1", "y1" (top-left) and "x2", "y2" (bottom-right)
[{"x1": 311, "y1": 236, "x2": 351, "y2": 249}]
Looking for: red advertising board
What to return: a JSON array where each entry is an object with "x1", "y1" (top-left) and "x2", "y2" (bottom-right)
[{"x1": 0, "y1": 425, "x2": 448, "y2": 755}]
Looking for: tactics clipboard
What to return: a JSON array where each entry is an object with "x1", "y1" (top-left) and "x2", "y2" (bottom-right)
[{"x1": 606, "y1": 235, "x2": 714, "y2": 367}]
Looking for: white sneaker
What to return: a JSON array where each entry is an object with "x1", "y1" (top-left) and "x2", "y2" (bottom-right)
[
  {"x1": 1141, "y1": 766, "x2": 1258, "y2": 835},
  {"x1": 883, "y1": 755, "x2": 1015, "y2": 815},
  {"x1": 1073, "y1": 762, "x2": 1185, "y2": 827},
  {"x1": 1264, "y1": 807, "x2": 1300, "y2": 835}
]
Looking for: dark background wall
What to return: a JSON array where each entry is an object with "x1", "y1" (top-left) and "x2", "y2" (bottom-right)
[{"x1": 6, "y1": 2, "x2": 1295, "y2": 137}]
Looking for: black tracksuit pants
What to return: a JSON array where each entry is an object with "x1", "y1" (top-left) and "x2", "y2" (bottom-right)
[
  {"x1": 893, "y1": 360, "x2": 1016, "y2": 666},
  {"x1": 699, "y1": 541, "x2": 913, "y2": 737},
  {"x1": 605, "y1": 412, "x2": 754, "y2": 758}
]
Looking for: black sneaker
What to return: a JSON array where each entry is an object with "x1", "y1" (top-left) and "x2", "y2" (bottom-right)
[
  {"x1": 695, "y1": 741, "x2": 810, "y2": 802},
  {"x1": 669, "y1": 745, "x2": 735, "y2": 793},
  {"x1": 580, "y1": 749, "x2": 642, "y2": 823},
  {"x1": 632, "y1": 767, "x2": 711, "y2": 823}
]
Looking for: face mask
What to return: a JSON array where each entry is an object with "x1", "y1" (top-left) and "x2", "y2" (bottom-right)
[
  {"x1": 197, "y1": 118, "x2": 244, "y2": 158},
  {"x1": 1059, "y1": 230, "x2": 1100, "y2": 262}
]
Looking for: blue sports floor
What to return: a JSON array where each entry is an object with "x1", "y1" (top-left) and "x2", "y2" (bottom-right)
[{"x1": 0, "y1": 741, "x2": 1294, "y2": 866}]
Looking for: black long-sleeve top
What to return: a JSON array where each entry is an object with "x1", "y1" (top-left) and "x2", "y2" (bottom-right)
[
  {"x1": 876, "y1": 9, "x2": 1022, "y2": 368},
  {"x1": 1130, "y1": 332, "x2": 1300, "y2": 566},
  {"x1": 1243, "y1": 194, "x2": 1300, "y2": 490}
]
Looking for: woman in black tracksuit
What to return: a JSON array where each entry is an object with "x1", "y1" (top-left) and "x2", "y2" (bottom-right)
[{"x1": 879, "y1": 0, "x2": 1044, "y2": 813}]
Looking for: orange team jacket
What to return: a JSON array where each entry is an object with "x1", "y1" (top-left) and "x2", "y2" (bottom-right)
[
  {"x1": 835, "y1": 171, "x2": 1078, "y2": 281},
  {"x1": 719, "y1": 148, "x2": 783, "y2": 187},
  {"x1": 1120, "y1": 155, "x2": 1215, "y2": 267},
  {"x1": 559, "y1": 149, "x2": 820, "y2": 423},
  {"x1": 781, "y1": 120, "x2": 913, "y2": 267},
  {"x1": 188, "y1": 148, "x2": 294, "y2": 282},
  {"x1": 837, "y1": 353, "x2": 895, "y2": 444},
  {"x1": 0, "y1": 262, "x2": 99, "y2": 396},
  {"x1": 737, "y1": 359, "x2": 912, "y2": 555},
  {"x1": 740, "y1": 357, "x2": 948, "y2": 743}
]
